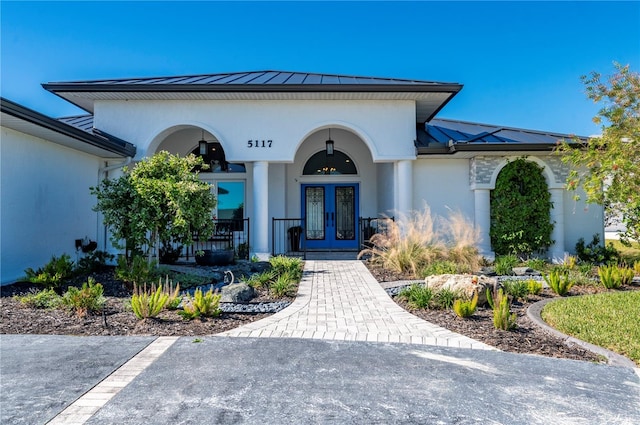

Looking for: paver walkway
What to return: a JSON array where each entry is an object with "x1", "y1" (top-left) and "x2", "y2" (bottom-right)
[{"x1": 219, "y1": 260, "x2": 493, "y2": 350}]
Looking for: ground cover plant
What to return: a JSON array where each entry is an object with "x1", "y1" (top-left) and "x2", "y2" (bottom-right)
[
  {"x1": 1, "y1": 254, "x2": 300, "y2": 336},
  {"x1": 541, "y1": 291, "x2": 640, "y2": 365}
]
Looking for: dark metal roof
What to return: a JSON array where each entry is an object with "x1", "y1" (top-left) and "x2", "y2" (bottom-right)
[
  {"x1": 43, "y1": 70, "x2": 460, "y2": 90},
  {"x1": 1, "y1": 98, "x2": 136, "y2": 157},
  {"x1": 417, "y1": 118, "x2": 585, "y2": 155},
  {"x1": 58, "y1": 114, "x2": 94, "y2": 132},
  {"x1": 42, "y1": 70, "x2": 462, "y2": 122}
]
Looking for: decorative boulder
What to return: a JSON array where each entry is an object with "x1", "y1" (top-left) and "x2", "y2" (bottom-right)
[
  {"x1": 424, "y1": 274, "x2": 498, "y2": 306},
  {"x1": 220, "y1": 283, "x2": 255, "y2": 303}
]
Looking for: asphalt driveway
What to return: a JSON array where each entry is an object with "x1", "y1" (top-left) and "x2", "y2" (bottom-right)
[{"x1": 2, "y1": 335, "x2": 638, "y2": 424}]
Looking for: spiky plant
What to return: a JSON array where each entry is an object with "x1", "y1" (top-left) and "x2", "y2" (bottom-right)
[{"x1": 453, "y1": 291, "x2": 478, "y2": 318}]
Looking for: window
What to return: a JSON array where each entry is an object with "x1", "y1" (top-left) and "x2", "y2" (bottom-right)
[
  {"x1": 303, "y1": 150, "x2": 357, "y2": 175},
  {"x1": 216, "y1": 181, "x2": 245, "y2": 220}
]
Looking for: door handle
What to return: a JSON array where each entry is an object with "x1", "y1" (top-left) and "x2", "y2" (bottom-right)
[
  {"x1": 326, "y1": 212, "x2": 329, "y2": 226},
  {"x1": 331, "y1": 212, "x2": 335, "y2": 226}
]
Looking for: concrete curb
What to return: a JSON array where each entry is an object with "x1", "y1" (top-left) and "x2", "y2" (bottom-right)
[{"x1": 527, "y1": 297, "x2": 638, "y2": 370}]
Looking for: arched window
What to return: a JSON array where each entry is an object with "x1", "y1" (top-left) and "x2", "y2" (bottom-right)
[
  {"x1": 190, "y1": 144, "x2": 246, "y2": 173},
  {"x1": 303, "y1": 150, "x2": 357, "y2": 175}
]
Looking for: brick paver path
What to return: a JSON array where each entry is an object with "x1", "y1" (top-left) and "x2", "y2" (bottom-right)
[{"x1": 219, "y1": 261, "x2": 493, "y2": 350}]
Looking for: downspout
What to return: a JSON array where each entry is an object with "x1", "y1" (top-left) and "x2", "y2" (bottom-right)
[{"x1": 97, "y1": 157, "x2": 132, "y2": 252}]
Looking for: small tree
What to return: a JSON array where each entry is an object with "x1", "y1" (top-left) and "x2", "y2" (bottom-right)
[
  {"x1": 92, "y1": 151, "x2": 217, "y2": 261},
  {"x1": 559, "y1": 63, "x2": 640, "y2": 244}
]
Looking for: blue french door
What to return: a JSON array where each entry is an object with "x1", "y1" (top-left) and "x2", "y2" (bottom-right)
[{"x1": 302, "y1": 184, "x2": 359, "y2": 250}]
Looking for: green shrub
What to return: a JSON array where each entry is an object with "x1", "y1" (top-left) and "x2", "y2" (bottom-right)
[
  {"x1": 116, "y1": 255, "x2": 159, "y2": 286},
  {"x1": 419, "y1": 260, "x2": 458, "y2": 277},
  {"x1": 245, "y1": 270, "x2": 276, "y2": 289},
  {"x1": 634, "y1": 260, "x2": 640, "y2": 276},
  {"x1": 597, "y1": 264, "x2": 633, "y2": 289},
  {"x1": 61, "y1": 278, "x2": 105, "y2": 317},
  {"x1": 618, "y1": 266, "x2": 635, "y2": 286},
  {"x1": 170, "y1": 272, "x2": 209, "y2": 290},
  {"x1": 526, "y1": 279, "x2": 543, "y2": 295},
  {"x1": 270, "y1": 272, "x2": 296, "y2": 298},
  {"x1": 486, "y1": 288, "x2": 517, "y2": 330},
  {"x1": 490, "y1": 158, "x2": 554, "y2": 257},
  {"x1": 24, "y1": 254, "x2": 75, "y2": 290},
  {"x1": 501, "y1": 279, "x2": 529, "y2": 301},
  {"x1": 433, "y1": 287, "x2": 459, "y2": 310},
  {"x1": 575, "y1": 234, "x2": 619, "y2": 264},
  {"x1": 179, "y1": 287, "x2": 221, "y2": 320},
  {"x1": 269, "y1": 256, "x2": 303, "y2": 281},
  {"x1": 494, "y1": 255, "x2": 518, "y2": 275},
  {"x1": 15, "y1": 288, "x2": 61, "y2": 309},
  {"x1": 399, "y1": 284, "x2": 433, "y2": 309},
  {"x1": 544, "y1": 269, "x2": 574, "y2": 296},
  {"x1": 453, "y1": 292, "x2": 478, "y2": 318},
  {"x1": 76, "y1": 250, "x2": 114, "y2": 274},
  {"x1": 526, "y1": 258, "x2": 547, "y2": 272},
  {"x1": 130, "y1": 283, "x2": 168, "y2": 319},
  {"x1": 597, "y1": 264, "x2": 620, "y2": 289}
]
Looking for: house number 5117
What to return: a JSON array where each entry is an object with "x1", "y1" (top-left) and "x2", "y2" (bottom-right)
[{"x1": 247, "y1": 140, "x2": 272, "y2": 148}]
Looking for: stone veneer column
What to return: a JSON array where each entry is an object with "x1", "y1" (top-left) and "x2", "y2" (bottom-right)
[
  {"x1": 549, "y1": 188, "x2": 566, "y2": 261},
  {"x1": 474, "y1": 188, "x2": 493, "y2": 259},
  {"x1": 252, "y1": 161, "x2": 270, "y2": 260}
]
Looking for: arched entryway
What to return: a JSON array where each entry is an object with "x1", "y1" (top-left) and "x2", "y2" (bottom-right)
[
  {"x1": 151, "y1": 125, "x2": 250, "y2": 258},
  {"x1": 301, "y1": 149, "x2": 359, "y2": 250}
]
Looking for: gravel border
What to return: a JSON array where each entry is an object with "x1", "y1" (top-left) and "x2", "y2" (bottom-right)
[{"x1": 526, "y1": 297, "x2": 637, "y2": 369}]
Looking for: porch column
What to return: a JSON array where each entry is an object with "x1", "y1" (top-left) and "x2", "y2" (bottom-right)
[
  {"x1": 473, "y1": 188, "x2": 494, "y2": 259},
  {"x1": 549, "y1": 188, "x2": 566, "y2": 261},
  {"x1": 252, "y1": 161, "x2": 270, "y2": 260},
  {"x1": 396, "y1": 160, "x2": 413, "y2": 214}
]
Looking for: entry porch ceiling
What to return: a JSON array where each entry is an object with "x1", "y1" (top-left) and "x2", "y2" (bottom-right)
[{"x1": 43, "y1": 71, "x2": 462, "y2": 123}]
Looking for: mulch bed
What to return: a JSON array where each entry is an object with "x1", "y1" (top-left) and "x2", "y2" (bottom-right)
[
  {"x1": 2, "y1": 262, "x2": 637, "y2": 366},
  {"x1": 0, "y1": 267, "x2": 288, "y2": 337},
  {"x1": 366, "y1": 262, "x2": 639, "y2": 364}
]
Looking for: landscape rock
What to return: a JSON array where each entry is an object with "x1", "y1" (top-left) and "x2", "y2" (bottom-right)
[
  {"x1": 424, "y1": 274, "x2": 498, "y2": 306},
  {"x1": 220, "y1": 283, "x2": 256, "y2": 303},
  {"x1": 512, "y1": 267, "x2": 532, "y2": 276}
]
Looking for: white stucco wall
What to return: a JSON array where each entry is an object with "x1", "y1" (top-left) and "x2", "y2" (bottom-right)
[
  {"x1": 412, "y1": 158, "x2": 474, "y2": 219},
  {"x1": 562, "y1": 188, "x2": 605, "y2": 253},
  {"x1": 1, "y1": 127, "x2": 102, "y2": 285},
  {"x1": 93, "y1": 99, "x2": 417, "y2": 162}
]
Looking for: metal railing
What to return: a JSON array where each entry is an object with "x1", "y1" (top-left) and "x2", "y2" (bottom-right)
[
  {"x1": 271, "y1": 216, "x2": 395, "y2": 257},
  {"x1": 359, "y1": 216, "x2": 394, "y2": 250},
  {"x1": 184, "y1": 218, "x2": 250, "y2": 260},
  {"x1": 272, "y1": 218, "x2": 306, "y2": 258}
]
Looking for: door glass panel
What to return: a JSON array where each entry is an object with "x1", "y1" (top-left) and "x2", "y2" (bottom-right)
[
  {"x1": 305, "y1": 187, "x2": 325, "y2": 240},
  {"x1": 335, "y1": 186, "x2": 355, "y2": 240}
]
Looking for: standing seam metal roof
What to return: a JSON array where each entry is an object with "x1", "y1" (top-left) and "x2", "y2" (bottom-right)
[{"x1": 44, "y1": 71, "x2": 460, "y2": 88}]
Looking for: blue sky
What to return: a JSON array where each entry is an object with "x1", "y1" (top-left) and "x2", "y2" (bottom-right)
[{"x1": 2, "y1": 1, "x2": 638, "y2": 136}]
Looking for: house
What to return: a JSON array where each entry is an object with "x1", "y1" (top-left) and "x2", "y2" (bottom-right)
[{"x1": 1, "y1": 71, "x2": 603, "y2": 284}]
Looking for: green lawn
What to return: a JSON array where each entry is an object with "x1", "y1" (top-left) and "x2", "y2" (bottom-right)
[
  {"x1": 606, "y1": 239, "x2": 640, "y2": 263},
  {"x1": 541, "y1": 291, "x2": 640, "y2": 365}
]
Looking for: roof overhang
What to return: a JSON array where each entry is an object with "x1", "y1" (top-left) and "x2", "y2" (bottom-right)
[
  {"x1": 1, "y1": 97, "x2": 136, "y2": 158},
  {"x1": 42, "y1": 75, "x2": 462, "y2": 123}
]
